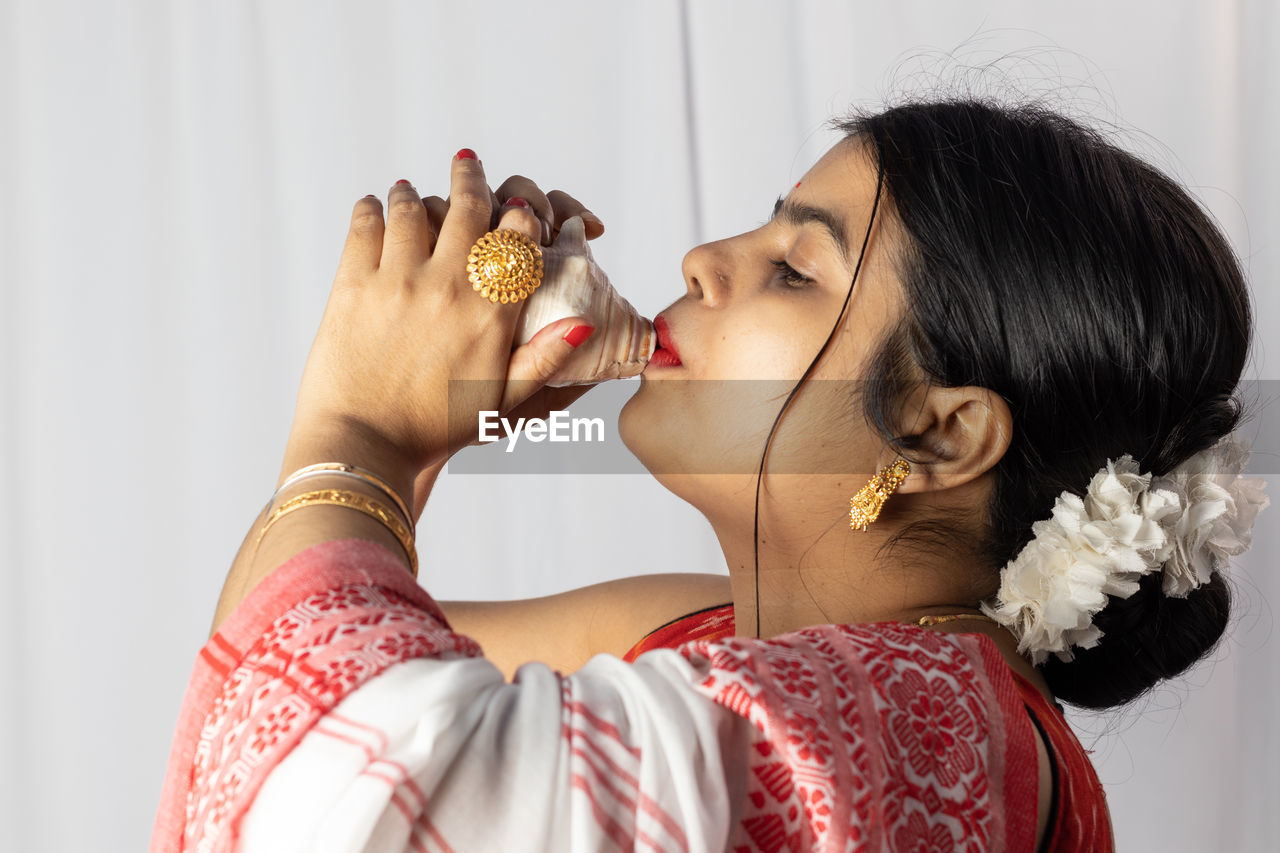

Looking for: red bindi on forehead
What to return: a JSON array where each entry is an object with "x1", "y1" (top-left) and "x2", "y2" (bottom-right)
[{"x1": 794, "y1": 181, "x2": 802, "y2": 188}]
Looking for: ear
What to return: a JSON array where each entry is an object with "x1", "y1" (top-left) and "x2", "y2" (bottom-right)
[{"x1": 886, "y1": 385, "x2": 1012, "y2": 494}]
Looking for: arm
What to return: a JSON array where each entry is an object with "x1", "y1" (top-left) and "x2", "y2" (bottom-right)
[
  {"x1": 210, "y1": 156, "x2": 598, "y2": 631},
  {"x1": 210, "y1": 423, "x2": 417, "y2": 635},
  {"x1": 217, "y1": 484, "x2": 732, "y2": 676},
  {"x1": 438, "y1": 572, "x2": 733, "y2": 680},
  {"x1": 215, "y1": 448, "x2": 730, "y2": 670}
]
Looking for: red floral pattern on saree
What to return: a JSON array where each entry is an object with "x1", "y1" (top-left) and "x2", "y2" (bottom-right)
[
  {"x1": 185, "y1": 584, "x2": 479, "y2": 851},
  {"x1": 154, "y1": 540, "x2": 477, "y2": 853},
  {"x1": 646, "y1": 608, "x2": 1112, "y2": 852},
  {"x1": 678, "y1": 623, "x2": 1027, "y2": 852}
]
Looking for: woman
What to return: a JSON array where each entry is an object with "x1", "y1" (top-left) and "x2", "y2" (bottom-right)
[{"x1": 152, "y1": 100, "x2": 1268, "y2": 851}]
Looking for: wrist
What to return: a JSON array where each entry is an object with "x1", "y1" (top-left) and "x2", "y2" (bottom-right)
[
  {"x1": 279, "y1": 414, "x2": 418, "y2": 512},
  {"x1": 213, "y1": 460, "x2": 419, "y2": 635},
  {"x1": 260, "y1": 474, "x2": 418, "y2": 578}
]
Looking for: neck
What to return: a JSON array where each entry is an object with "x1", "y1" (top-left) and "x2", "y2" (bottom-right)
[
  {"x1": 700, "y1": 495, "x2": 1058, "y2": 702},
  {"x1": 706, "y1": 508, "x2": 991, "y2": 639}
]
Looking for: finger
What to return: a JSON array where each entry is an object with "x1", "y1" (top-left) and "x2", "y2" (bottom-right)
[
  {"x1": 494, "y1": 201, "x2": 543, "y2": 252},
  {"x1": 498, "y1": 317, "x2": 596, "y2": 412},
  {"x1": 382, "y1": 179, "x2": 434, "y2": 269},
  {"x1": 337, "y1": 195, "x2": 386, "y2": 277},
  {"x1": 496, "y1": 175, "x2": 554, "y2": 244},
  {"x1": 548, "y1": 189, "x2": 605, "y2": 240},
  {"x1": 490, "y1": 189, "x2": 503, "y2": 230},
  {"x1": 422, "y1": 195, "x2": 449, "y2": 236},
  {"x1": 435, "y1": 150, "x2": 494, "y2": 270}
]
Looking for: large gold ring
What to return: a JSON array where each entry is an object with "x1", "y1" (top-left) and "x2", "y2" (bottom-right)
[{"x1": 466, "y1": 230, "x2": 544, "y2": 304}]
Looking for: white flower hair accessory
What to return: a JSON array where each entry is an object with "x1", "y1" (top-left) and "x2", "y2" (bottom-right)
[{"x1": 980, "y1": 434, "x2": 1271, "y2": 665}]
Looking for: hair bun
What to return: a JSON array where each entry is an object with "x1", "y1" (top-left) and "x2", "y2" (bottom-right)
[{"x1": 1041, "y1": 570, "x2": 1231, "y2": 708}]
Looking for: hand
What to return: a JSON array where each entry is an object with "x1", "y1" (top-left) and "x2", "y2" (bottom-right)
[
  {"x1": 421, "y1": 176, "x2": 607, "y2": 431},
  {"x1": 282, "y1": 154, "x2": 596, "y2": 490},
  {"x1": 406, "y1": 178, "x2": 607, "y2": 522}
]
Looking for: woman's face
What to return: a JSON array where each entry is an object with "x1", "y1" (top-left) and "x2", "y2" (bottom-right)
[{"x1": 619, "y1": 138, "x2": 905, "y2": 531}]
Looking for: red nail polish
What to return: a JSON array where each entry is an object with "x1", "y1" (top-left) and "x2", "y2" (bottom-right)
[
  {"x1": 456, "y1": 148, "x2": 477, "y2": 161},
  {"x1": 507, "y1": 197, "x2": 529, "y2": 208},
  {"x1": 395, "y1": 179, "x2": 412, "y2": 186},
  {"x1": 562, "y1": 324, "x2": 594, "y2": 348},
  {"x1": 794, "y1": 181, "x2": 802, "y2": 189},
  {"x1": 364, "y1": 194, "x2": 377, "y2": 199}
]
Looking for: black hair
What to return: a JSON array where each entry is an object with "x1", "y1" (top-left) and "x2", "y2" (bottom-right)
[{"x1": 754, "y1": 98, "x2": 1256, "y2": 710}]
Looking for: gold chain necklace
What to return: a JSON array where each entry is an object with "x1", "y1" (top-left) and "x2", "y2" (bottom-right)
[{"x1": 916, "y1": 613, "x2": 998, "y2": 628}]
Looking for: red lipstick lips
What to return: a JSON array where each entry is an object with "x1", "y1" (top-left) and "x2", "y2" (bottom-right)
[{"x1": 650, "y1": 315, "x2": 683, "y2": 367}]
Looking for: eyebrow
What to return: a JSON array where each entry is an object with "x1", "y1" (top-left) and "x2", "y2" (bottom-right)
[{"x1": 771, "y1": 196, "x2": 852, "y2": 268}]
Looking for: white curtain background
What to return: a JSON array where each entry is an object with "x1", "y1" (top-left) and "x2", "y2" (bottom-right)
[{"x1": 2, "y1": 1, "x2": 1277, "y2": 850}]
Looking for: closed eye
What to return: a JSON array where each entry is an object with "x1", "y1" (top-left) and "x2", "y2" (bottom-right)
[{"x1": 771, "y1": 259, "x2": 813, "y2": 288}]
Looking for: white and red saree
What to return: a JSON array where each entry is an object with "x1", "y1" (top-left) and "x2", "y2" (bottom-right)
[{"x1": 152, "y1": 538, "x2": 1111, "y2": 852}]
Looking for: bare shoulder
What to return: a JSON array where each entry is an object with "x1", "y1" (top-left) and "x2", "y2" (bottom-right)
[{"x1": 438, "y1": 573, "x2": 733, "y2": 680}]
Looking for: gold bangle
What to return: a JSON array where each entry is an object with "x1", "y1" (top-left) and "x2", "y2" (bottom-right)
[
  {"x1": 257, "y1": 488, "x2": 418, "y2": 578},
  {"x1": 276, "y1": 462, "x2": 413, "y2": 528}
]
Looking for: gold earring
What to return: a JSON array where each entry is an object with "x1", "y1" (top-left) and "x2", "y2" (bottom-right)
[{"x1": 849, "y1": 457, "x2": 911, "y2": 532}]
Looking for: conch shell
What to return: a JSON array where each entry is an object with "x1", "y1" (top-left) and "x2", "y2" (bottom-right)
[{"x1": 515, "y1": 216, "x2": 655, "y2": 386}]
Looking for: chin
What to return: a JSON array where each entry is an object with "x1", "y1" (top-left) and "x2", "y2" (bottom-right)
[
  {"x1": 619, "y1": 378, "x2": 771, "y2": 521},
  {"x1": 618, "y1": 378, "x2": 678, "y2": 475}
]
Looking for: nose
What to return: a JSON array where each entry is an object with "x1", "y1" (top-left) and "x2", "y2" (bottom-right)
[{"x1": 680, "y1": 240, "x2": 731, "y2": 306}]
